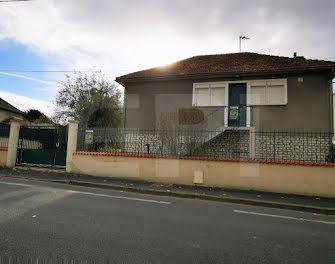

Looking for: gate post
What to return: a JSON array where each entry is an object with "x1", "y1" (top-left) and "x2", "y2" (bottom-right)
[
  {"x1": 6, "y1": 119, "x2": 21, "y2": 168},
  {"x1": 66, "y1": 121, "x2": 78, "y2": 173},
  {"x1": 249, "y1": 127, "x2": 256, "y2": 160}
]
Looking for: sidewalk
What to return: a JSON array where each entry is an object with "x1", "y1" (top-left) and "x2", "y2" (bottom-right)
[{"x1": 0, "y1": 166, "x2": 334, "y2": 215}]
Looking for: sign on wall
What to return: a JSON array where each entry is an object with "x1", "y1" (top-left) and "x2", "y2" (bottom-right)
[
  {"x1": 85, "y1": 130, "x2": 94, "y2": 144},
  {"x1": 229, "y1": 106, "x2": 239, "y2": 120}
]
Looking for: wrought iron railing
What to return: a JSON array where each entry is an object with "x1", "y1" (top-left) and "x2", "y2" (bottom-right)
[
  {"x1": 0, "y1": 123, "x2": 10, "y2": 148},
  {"x1": 76, "y1": 128, "x2": 335, "y2": 163}
]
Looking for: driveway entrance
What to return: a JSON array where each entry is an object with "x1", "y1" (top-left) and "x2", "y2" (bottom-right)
[{"x1": 16, "y1": 126, "x2": 67, "y2": 168}]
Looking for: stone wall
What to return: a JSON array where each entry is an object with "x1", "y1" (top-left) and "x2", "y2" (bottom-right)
[
  {"x1": 197, "y1": 130, "x2": 250, "y2": 159},
  {"x1": 123, "y1": 130, "x2": 215, "y2": 156},
  {"x1": 122, "y1": 129, "x2": 333, "y2": 162},
  {"x1": 255, "y1": 133, "x2": 332, "y2": 162},
  {"x1": 123, "y1": 130, "x2": 162, "y2": 154}
]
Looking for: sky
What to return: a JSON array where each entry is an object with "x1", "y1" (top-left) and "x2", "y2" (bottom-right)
[{"x1": 0, "y1": 0, "x2": 334, "y2": 117}]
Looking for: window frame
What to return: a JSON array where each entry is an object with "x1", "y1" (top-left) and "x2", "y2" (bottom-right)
[
  {"x1": 193, "y1": 78, "x2": 287, "y2": 107},
  {"x1": 192, "y1": 82, "x2": 228, "y2": 107},
  {"x1": 247, "y1": 78, "x2": 287, "y2": 106}
]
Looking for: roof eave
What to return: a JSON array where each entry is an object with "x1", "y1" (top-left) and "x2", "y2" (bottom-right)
[
  {"x1": 116, "y1": 66, "x2": 335, "y2": 85},
  {"x1": 0, "y1": 107, "x2": 25, "y2": 116}
]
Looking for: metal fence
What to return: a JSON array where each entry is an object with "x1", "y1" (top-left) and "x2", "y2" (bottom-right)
[
  {"x1": 0, "y1": 123, "x2": 10, "y2": 148},
  {"x1": 18, "y1": 126, "x2": 68, "y2": 150},
  {"x1": 76, "y1": 128, "x2": 335, "y2": 163}
]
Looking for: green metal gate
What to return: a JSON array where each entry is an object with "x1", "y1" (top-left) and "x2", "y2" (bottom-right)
[{"x1": 16, "y1": 126, "x2": 68, "y2": 168}]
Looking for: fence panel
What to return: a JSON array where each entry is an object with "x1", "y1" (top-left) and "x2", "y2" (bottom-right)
[
  {"x1": 0, "y1": 123, "x2": 10, "y2": 148},
  {"x1": 76, "y1": 128, "x2": 335, "y2": 163}
]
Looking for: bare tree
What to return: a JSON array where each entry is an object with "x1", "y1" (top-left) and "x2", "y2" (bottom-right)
[{"x1": 54, "y1": 71, "x2": 122, "y2": 128}]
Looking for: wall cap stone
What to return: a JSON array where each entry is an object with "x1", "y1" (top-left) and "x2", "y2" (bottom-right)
[{"x1": 73, "y1": 151, "x2": 335, "y2": 167}]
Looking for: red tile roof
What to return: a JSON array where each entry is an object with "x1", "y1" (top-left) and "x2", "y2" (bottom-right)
[{"x1": 116, "y1": 52, "x2": 335, "y2": 83}]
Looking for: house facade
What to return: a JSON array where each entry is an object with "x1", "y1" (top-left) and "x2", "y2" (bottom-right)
[
  {"x1": 116, "y1": 53, "x2": 335, "y2": 162},
  {"x1": 0, "y1": 98, "x2": 26, "y2": 124}
]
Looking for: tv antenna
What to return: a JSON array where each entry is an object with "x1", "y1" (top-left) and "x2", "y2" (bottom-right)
[{"x1": 239, "y1": 35, "x2": 250, "y2": 52}]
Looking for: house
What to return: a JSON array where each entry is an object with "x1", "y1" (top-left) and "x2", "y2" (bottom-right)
[
  {"x1": 0, "y1": 98, "x2": 26, "y2": 123},
  {"x1": 116, "y1": 52, "x2": 335, "y2": 162}
]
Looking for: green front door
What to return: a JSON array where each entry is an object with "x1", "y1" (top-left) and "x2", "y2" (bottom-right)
[{"x1": 228, "y1": 83, "x2": 247, "y2": 127}]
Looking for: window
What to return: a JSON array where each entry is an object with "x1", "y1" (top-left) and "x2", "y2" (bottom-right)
[
  {"x1": 193, "y1": 85, "x2": 210, "y2": 106},
  {"x1": 193, "y1": 82, "x2": 227, "y2": 106},
  {"x1": 248, "y1": 79, "x2": 287, "y2": 105},
  {"x1": 193, "y1": 79, "x2": 287, "y2": 107}
]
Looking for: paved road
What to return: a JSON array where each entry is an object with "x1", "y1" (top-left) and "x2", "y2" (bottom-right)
[{"x1": 0, "y1": 177, "x2": 334, "y2": 263}]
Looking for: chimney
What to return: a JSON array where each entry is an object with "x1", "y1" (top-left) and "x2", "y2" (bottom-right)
[{"x1": 293, "y1": 52, "x2": 305, "y2": 60}]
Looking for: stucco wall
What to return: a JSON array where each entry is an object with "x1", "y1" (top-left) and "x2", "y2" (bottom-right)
[
  {"x1": 0, "y1": 110, "x2": 23, "y2": 123},
  {"x1": 0, "y1": 150, "x2": 8, "y2": 166},
  {"x1": 70, "y1": 154, "x2": 335, "y2": 198},
  {"x1": 124, "y1": 72, "x2": 332, "y2": 131}
]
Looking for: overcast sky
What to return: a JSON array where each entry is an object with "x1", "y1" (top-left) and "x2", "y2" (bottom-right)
[{"x1": 0, "y1": 0, "x2": 334, "y2": 116}]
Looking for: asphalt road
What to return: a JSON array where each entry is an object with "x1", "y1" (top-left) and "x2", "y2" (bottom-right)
[{"x1": 0, "y1": 177, "x2": 334, "y2": 264}]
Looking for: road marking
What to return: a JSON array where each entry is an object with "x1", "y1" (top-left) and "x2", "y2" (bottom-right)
[
  {"x1": 0, "y1": 180, "x2": 171, "y2": 205},
  {"x1": 233, "y1": 210, "x2": 335, "y2": 225},
  {"x1": 66, "y1": 190, "x2": 171, "y2": 205},
  {"x1": 0, "y1": 181, "x2": 35, "y2": 188}
]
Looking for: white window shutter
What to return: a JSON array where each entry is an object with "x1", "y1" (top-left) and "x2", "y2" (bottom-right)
[
  {"x1": 250, "y1": 85, "x2": 266, "y2": 105},
  {"x1": 210, "y1": 82, "x2": 226, "y2": 106},
  {"x1": 194, "y1": 87, "x2": 210, "y2": 106},
  {"x1": 266, "y1": 80, "x2": 286, "y2": 105},
  {"x1": 211, "y1": 87, "x2": 226, "y2": 106},
  {"x1": 266, "y1": 84, "x2": 285, "y2": 104}
]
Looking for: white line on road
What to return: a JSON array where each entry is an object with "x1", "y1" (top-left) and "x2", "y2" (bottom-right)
[
  {"x1": 0, "y1": 181, "x2": 35, "y2": 188},
  {"x1": 0, "y1": 180, "x2": 171, "y2": 205},
  {"x1": 66, "y1": 190, "x2": 171, "y2": 204},
  {"x1": 233, "y1": 210, "x2": 335, "y2": 225}
]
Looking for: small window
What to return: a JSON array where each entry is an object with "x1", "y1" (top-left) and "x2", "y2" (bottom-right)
[{"x1": 193, "y1": 82, "x2": 227, "y2": 106}]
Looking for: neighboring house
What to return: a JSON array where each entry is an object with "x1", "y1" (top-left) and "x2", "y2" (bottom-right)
[
  {"x1": 0, "y1": 98, "x2": 26, "y2": 123},
  {"x1": 116, "y1": 52, "x2": 335, "y2": 161}
]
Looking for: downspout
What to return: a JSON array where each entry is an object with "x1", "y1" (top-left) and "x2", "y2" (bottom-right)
[
  {"x1": 122, "y1": 84, "x2": 127, "y2": 152},
  {"x1": 329, "y1": 72, "x2": 335, "y2": 162},
  {"x1": 330, "y1": 71, "x2": 335, "y2": 135}
]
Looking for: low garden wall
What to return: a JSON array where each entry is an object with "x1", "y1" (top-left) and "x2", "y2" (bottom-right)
[
  {"x1": 70, "y1": 152, "x2": 335, "y2": 198},
  {"x1": 0, "y1": 148, "x2": 8, "y2": 166}
]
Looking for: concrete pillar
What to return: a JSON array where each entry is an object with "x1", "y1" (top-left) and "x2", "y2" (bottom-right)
[
  {"x1": 249, "y1": 127, "x2": 256, "y2": 159},
  {"x1": 66, "y1": 121, "x2": 78, "y2": 173},
  {"x1": 6, "y1": 119, "x2": 20, "y2": 168}
]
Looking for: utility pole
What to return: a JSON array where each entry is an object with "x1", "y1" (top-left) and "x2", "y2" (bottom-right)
[{"x1": 239, "y1": 35, "x2": 250, "y2": 52}]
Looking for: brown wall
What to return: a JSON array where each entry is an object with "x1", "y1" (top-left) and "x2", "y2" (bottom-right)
[
  {"x1": 253, "y1": 74, "x2": 332, "y2": 131},
  {"x1": 70, "y1": 154, "x2": 335, "y2": 198},
  {"x1": 124, "y1": 72, "x2": 332, "y2": 131},
  {"x1": 0, "y1": 150, "x2": 7, "y2": 166}
]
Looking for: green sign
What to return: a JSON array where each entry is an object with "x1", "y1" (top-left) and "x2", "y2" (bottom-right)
[
  {"x1": 85, "y1": 130, "x2": 94, "y2": 144},
  {"x1": 229, "y1": 106, "x2": 239, "y2": 120}
]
